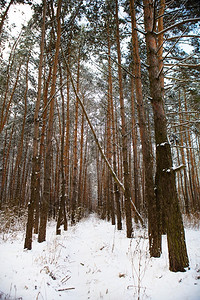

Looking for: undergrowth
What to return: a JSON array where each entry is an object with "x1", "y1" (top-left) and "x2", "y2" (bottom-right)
[
  {"x1": 183, "y1": 212, "x2": 200, "y2": 230},
  {"x1": 0, "y1": 206, "x2": 27, "y2": 241}
]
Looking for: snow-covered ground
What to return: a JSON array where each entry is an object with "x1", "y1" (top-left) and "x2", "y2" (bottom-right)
[{"x1": 0, "y1": 214, "x2": 200, "y2": 300}]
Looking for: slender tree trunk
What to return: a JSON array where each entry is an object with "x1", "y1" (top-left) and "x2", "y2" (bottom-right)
[
  {"x1": 0, "y1": 121, "x2": 15, "y2": 207},
  {"x1": 24, "y1": 0, "x2": 46, "y2": 249},
  {"x1": 183, "y1": 89, "x2": 200, "y2": 210},
  {"x1": 157, "y1": 0, "x2": 165, "y2": 98},
  {"x1": 106, "y1": 21, "x2": 117, "y2": 226},
  {"x1": 38, "y1": 0, "x2": 62, "y2": 243},
  {"x1": 71, "y1": 48, "x2": 80, "y2": 224},
  {"x1": 178, "y1": 92, "x2": 190, "y2": 214},
  {"x1": 0, "y1": 63, "x2": 22, "y2": 133},
  {"x1": 56, "y1": 64, "x2": 68, "y2": 235},
  {"x1": 64, "y1": 45, "x2": 71, "y2": 210},
  {"x1": 115, "y1": 0, "x2": 133, "y2": 238},
  {"x1": 77, "y1": 96, "x2": 85, "y2": 220},
  {"x1": 18, "y1": 138, "x2": 29, "y2": 208},
  {"x1": 0, "y1": 0, "x2": 14, "y2": 36},
  {"x1": 130, "y1": 70, "x2": 141, "y2": 213},
  {"x1": 82, "y1": 142, "x2": 88, "y2": 214},
  {"x1": 13, "y1": 56, "x2": 29, "y2": 205}
]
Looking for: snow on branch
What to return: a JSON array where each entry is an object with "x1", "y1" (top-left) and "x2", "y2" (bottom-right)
[
  {"x1": 172, "y1": 165, "x2": 186, "y2": 172},
  {"x1": 162, "y1": 165, "x2": 186, "y2": 173}
]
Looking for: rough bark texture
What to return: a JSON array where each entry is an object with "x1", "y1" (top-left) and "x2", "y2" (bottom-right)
[
  {"x1": 143, "y1": 0, "x2": 189, "y2": 271},
  {"x1": 130, "y1": 0, "x2": 161, "y2": 256},
  {"x1": 24, "y1": 1, "x2": 46, "y2": 249}
]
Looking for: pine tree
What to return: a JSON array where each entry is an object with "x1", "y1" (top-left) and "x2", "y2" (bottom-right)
[{"x1": 143, "y1": 0, "x2": 189, "y2": 271}]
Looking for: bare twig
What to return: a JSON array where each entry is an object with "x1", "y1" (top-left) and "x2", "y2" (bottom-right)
[{"x1": 57, "y1": 287, "x2": 75, "y2": 291}]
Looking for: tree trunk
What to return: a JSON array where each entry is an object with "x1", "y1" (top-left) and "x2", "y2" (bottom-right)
[
  {"x1": 143, "y1": 0, "x2": 189, "y2": 272},
  {"x1": 130, "y1": 69, "x2": 141, "y2": 213},
  {"x1": 0, "y1": 63, "x2": 22, "y2": 133},
  {"x1": 38, "y1": 0, "x2": 62, "y2": 243},
  {"x1": 56, "y1": 64, "x2": 68, "y2": 235},
  {"x1": 178, "y1": 92, "x2": 190, "y2": 214},
  {"x1": 24, "y1": 0, "x2": 46, "y2": 249},
  {"x1": 64, "y1": 44, "x2": 71, "y2": 211},
  {"x1": 183, "y1": 89, "x2": 200, "y2": 210},
  {"x1": 115, "y1": 0, "x2": 133, "y2": 238},
  {"x1": 77, "y1": 96, "x2": 85, "y2": 220},
  {"x1": 130, "y1": 0, "x2": 161, "y2": 256},
  {"x1": 71, "y1": 48, "x2": 80, "y2": 224},
  {"x1": 0, "y1": 0, "x2": 14, "y2": 36},
  {"x1": 13, "y1": 56, "x2": 29, "y2": 206}
]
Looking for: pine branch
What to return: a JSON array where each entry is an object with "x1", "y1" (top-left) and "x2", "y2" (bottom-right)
[
  {"x1": 157, "y1": 18, "x2": 200, "y2": 36},
  {"x1": 164, "y1": 63, "x2": 200, "y2": 69},
  {"x1": 165, "y1": 76, "x2": 200, "y2": 82},
  {"x1": 167, "y1": 34, "x2": 200, "y2": 41}
]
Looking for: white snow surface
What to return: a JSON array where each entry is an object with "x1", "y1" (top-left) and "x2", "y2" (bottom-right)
[{"x1": 0, "y1": 214, "x2": 200, "y2": 300}]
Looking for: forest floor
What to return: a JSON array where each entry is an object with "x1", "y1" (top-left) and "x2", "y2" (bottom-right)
[{"x1": 0, "y1": 213, "x2": 200, "y2": 300}]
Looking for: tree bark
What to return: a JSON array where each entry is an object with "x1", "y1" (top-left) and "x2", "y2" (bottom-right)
[
  {"x1": 107, "y1": 21, "x2": 122, "y2": 229},
  {"x1": 71, "y1": 48, "x2": 80, "y2": 224},
  {"x1": 56, "y1": 63, "x2": 68, "y2": 235},
  {"x1": 38, "y1": 0, "x2": 62, "y2": 243},
  {"x1": 24, "y1": 0, "x2": 46, "y2": 249},
  {"x1": 130, "y1": 0, "x2": 161, "y2": 256},
  {"x1": 115, "y1": 0, "x2": 133, "y2": 238},
  {"x1": 143, "y1": 0, "x2": 189, "y2": 271}
]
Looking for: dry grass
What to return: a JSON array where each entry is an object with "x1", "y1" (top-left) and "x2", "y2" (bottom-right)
[
  {"x1": 183, "y1": 212, "x2": 200, "y2": 230},
  {"x1": 0, "y1": 206, "x2": 27, "y2": 241}
]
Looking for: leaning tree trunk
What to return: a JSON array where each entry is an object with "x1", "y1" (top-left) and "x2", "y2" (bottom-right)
[
  {"x1": 0, "y1": 0, "x2": 14, "y2": 36},
  {"x1": 143, "y1": 0, "x2": 189, "y2": 272}
]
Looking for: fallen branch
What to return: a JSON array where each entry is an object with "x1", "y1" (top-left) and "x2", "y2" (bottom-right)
[{"x1": 57, "y1": 287, "x2": 75, "y2": 291}]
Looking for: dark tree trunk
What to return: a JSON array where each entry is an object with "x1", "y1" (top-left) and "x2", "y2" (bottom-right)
[
  {"x1": 143, "y1": 0, "x2": 189, "y2": 271},
  {"x1": 130, "y1": 0, "x2": 161, "y2": 256},
  {"x1": 24, "y1": 0, "x2": 46, "y2": 249}
]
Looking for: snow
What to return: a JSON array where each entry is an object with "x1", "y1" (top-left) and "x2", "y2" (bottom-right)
[
  {"x1": 157, "y1": 142, "x2": 169, "y2": 147},
  {"x1": 162, "y1": 169, "x2": 171, "y2": 173},
  {"x1": 0, "y1": 214, "x2": 200, "y2": 300}
]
